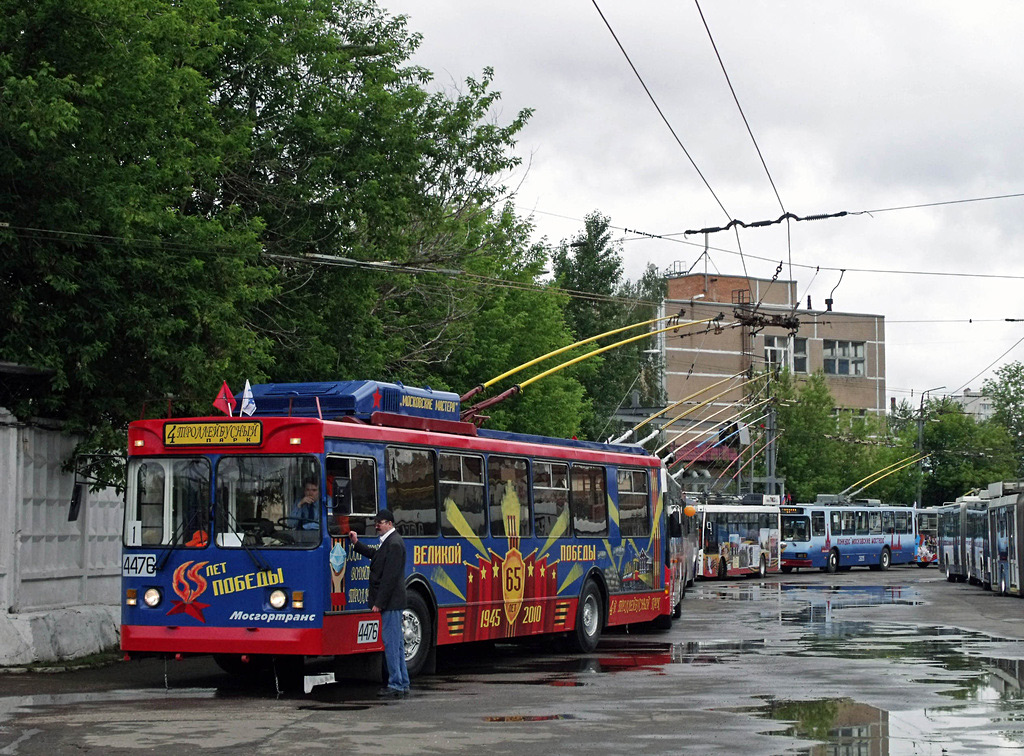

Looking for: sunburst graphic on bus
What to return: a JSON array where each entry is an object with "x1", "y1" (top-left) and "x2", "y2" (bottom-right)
[
  {"x1": 167, "y1": 560, "x2": 211, "y2": 623},
  {"x1": 437, "y1": 483, "x2": 562, "y2": 642}
]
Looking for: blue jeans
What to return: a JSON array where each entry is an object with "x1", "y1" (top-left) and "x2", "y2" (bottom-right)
[{"x1": 381, "y1": 609, "x2": 410, "y2": 691}]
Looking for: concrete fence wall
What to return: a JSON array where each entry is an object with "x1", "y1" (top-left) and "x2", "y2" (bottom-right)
[{"x1": 0, "y1": 407, "x2": 123, "y2": 665}]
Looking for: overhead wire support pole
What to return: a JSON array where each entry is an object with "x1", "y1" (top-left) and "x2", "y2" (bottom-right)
[{"x1": 730, "y1": 434, "x2": 779, "y2": 484}]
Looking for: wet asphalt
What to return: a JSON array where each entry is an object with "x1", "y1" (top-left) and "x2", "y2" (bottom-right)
[{"x1": 0, "y1": 566, "x2": 1021, "y2": 755}]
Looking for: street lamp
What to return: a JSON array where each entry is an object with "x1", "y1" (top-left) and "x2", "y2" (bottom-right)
[{"x1": 917, "y1": 385, "x2": 946, "y2": 507}]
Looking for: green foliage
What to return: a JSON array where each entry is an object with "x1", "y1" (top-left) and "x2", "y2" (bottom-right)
[
  {"x1": 550, "y1": 212, "x2": 665, "y2": 440},
  {"x1": 772, "y1": 371, "x2": 917, "y2": 503},
  {"x1": 920, "y1": 398, "x2": 1016, "y2": 505},
  {"x1": 0, "y1": 0, "x2": 273, "y2": 453},
  {"x1": 1, "y1": 0, "x2": 584, "y2": 459},
  {"x1": 982, "y1": 361, "x2": 1024, "y2": 475}
]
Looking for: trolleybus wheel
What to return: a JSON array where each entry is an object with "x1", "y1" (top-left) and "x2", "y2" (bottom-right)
[
  {"x1": 570, "y1": 580, "x2": 603, "y2": 653},
  {"x1": 717, "y1": 558, "x2": 728, "y2": 579},
  {"x1": 879, "y1": 547, "x2": 891, "y2": 572},
  {"x1": 917, "y1": 560, "x2": 930, "y2": 568},
  {"x1": 1000, "y1": 575, "x2": 1008, "y2": 596},
  {"x1": 945, "y1": 564, "x2": 955, "y2": 582},
  {"x1": 757, "y1": 555, "x2": 767, "y2": 579},
  {"x1": 824, "y1": 549, "x2": 839, "y2": 574},
  {"x1": 781, "y1": 565, "x2": 793, "y2": 574},
  {"x1": 403, "y1": 592, "x2": 432, "y2": 678}
]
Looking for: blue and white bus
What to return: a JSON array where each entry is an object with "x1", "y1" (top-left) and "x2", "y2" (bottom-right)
[
  {"x1": 988, "y1": 489, "x2": 1024, "y2": 597},
  {"x1": 780, "y1": 497, "x2": 917, "y2": 573},
  {"x1": 937, "y1": 495, "x2": 990, "y2": 585}
]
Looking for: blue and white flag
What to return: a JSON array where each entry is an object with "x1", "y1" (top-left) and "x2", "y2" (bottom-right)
[{"x1": 240, "y1": 380, "x2": 257, "y2": 416}]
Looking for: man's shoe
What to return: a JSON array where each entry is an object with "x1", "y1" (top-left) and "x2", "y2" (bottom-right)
[{"x1": 377, "y1": 687, "x2": 402, "y2": 698}]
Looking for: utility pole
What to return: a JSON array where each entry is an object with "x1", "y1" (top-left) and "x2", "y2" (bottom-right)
[{"x1": 917, "y1": 386, "x2": 945, "y2": 507}]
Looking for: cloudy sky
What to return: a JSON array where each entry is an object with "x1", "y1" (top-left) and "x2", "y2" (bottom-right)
[{"x1": 380, "y1": 1, "x2": 1024, "y2": 408}]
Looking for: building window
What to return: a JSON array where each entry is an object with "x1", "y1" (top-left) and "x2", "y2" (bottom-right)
[
  {"x1": 731, "y1": 288, "x2": 750, "y2": 304},
  {"x1": 793, "y1": 337, "x2": 808, "y2": 373},
  {"x1": 764, "y1": 335, "x2": 788, "y2": 370},
  {"x1": 823, "y1": 340, "x2": 865, "y2": 376}
]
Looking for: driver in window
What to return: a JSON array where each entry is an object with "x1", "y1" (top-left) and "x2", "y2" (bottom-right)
[{"x1": 291, "y1": 480, "x2": 321, "y2": 529}]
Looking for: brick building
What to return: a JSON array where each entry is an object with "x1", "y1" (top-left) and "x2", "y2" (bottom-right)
[{"x1": 657, "y1": 272, "x2": 886, "y2": 417}]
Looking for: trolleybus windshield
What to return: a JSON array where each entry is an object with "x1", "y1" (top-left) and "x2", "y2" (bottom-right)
[
  {"x1": 782, "y1": 513, "x2": 809, "y2": 542},
  {"x1": 125, "y1": 457, "x2": 211, "y2": 547}
]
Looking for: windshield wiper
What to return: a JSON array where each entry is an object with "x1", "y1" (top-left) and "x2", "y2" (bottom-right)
[{"x1": 222, "y1": 507, "x2": 275, "y2": 573}]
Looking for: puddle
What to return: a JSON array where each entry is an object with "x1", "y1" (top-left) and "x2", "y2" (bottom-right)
[
  {"x1": 751, "y1": 687, "x2": 1024, "y2": 755},
  {"x1": 484, "y1": 714, "x2": 576, "y2": 722}
]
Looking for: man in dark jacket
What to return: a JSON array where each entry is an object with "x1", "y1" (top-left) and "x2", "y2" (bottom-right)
[{"x1": 348, "y1": 509, "x2": 409, "y2": 697}]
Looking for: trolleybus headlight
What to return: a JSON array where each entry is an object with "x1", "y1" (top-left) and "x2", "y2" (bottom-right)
[
  {"x1": 269, "y1": 589, "x2": 288, "y2": 610},
  {"x1": 143, "y1": 588, "x2": 162, "y2": 608}
]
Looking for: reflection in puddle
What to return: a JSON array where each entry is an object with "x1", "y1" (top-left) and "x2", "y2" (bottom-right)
[{"x1": 751, "y1": 683, "x2": 1024, "y2": 755}]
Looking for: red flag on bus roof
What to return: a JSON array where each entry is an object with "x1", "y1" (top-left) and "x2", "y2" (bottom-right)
[{"x1": 213, "y1": 381, "x2": 236, "y2": 416}]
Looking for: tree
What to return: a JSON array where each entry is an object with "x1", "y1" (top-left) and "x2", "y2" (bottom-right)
[
  {"x1": 771, "y1": 370, "x2": 917, "y2": 503},
  {"x1": 1, "y1": 0, "x2": 557, "y2": 461},
  {"x1": 203, "y1": 0, "x2": 536, "y2": 386},
  {"x1": 551, "y1": 212, "x2": 665, "y2": 440},
  {"x1": 921, "y1": 399, "x2": 1016, "y2": 506},
  {"x1": 982, "y1": 361, "x2": 1024, "y2": 475},
  {"x1": 0, "y1": 0, "x2": 274, "y2": 462},
  {"x1": 773, "y1": 371, "x2": 847, "y2": 502}
]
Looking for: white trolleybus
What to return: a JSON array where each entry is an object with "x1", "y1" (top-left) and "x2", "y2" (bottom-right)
[{"x1": 695, "y1": 494, "x2": 781, "y2": 579}]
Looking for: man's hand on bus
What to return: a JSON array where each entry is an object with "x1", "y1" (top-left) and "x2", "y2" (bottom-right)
[{"x1": 348, "y1": 530, "x2": 359, "y2": 544}]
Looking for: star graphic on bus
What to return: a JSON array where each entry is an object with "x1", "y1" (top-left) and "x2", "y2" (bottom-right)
[{"x1": 167, "y1": 560, "x2": 211, "y2": 623}]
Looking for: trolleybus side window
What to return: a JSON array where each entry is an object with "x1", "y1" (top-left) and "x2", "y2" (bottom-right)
[
  {"x1": 856, "y1": 511, "x2": 869, "y2": 535},
  {"x1": 842, "y1": 511, "x2": 856, "y2": 535},
  {"x1": 126, "y1": 458, "x2": 211, "y2": 547},
  {"x1": 326, "y1": 455, "x2": 377, "y2": 536},
  {"x1": 533, "y1": 461, "x2": 569, "y2": 538},
  {"x1": 488, "y1": 455, "x2": 530, "y2": 538},
  {"x1": 895, "y1": 511, "x2": 910, "y2": 534},
  {"x1": 440, "y1": 452, "x2": 486, "y2": 537},
  {"x1": 831, "y1": 511, "x2": 842, "y2": 536},
  {"x1": 882, "y1": 510, "x2": 894, "y2": 534},
  {"x1": 385, "y1": 447, "x2": 437, "y2": 537},
  {"x1": 811, "y1": 510, "x2": 825, "y2": 537},
  {"x1": 570, "y1": 464, "x2": 608, "y2": 537},
  {"x1": 215, "y1": 455, "x2": 320, "y2": 548},
  {"x1": 617, "y1": 468, "x2": 651, "y2": 537},
  {"x1": 869, "y1": 511, "x2": 882, "y2": 535}
]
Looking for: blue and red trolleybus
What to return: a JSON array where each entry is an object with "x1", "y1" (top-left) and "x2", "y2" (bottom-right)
[{"x1": 120, "y1": 381, "x2": 691, "y2": 677}]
